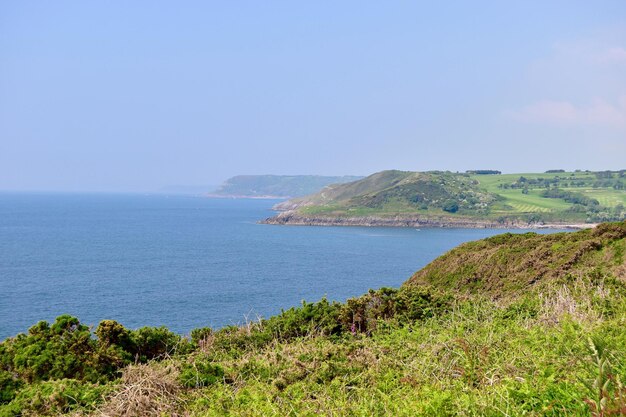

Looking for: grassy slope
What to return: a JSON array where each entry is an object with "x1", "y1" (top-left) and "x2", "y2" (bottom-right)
[
  {"x1": 406, "y1": 221, "x2": 626, "y2": 297},
  {"x1": 279, "y1": 170, "x2": 626, "y2": 224},
  {"x1": 3, "y1": 222, "x2": 626, "y2": 416},
  {"x1": 295, "y1": 171, "x2": 498, "y2": 217}
]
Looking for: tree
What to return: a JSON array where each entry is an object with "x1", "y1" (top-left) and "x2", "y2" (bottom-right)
[{"x1": 442, "y1": 200, "x2": 459, "y2": 213}]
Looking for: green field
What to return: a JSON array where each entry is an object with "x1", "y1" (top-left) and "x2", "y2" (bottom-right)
[
  {"x1": 492, "y1": 189, "x2": 571, "y2": 213},
  {"x1": 470, "y1": 172, "x2": 626, "y2": 220},
  {"x1": 578, "y1": 189, "x2": 626, "y2": 207}
]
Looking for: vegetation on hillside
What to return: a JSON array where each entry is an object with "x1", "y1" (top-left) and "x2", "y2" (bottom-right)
[
  {"x1": 477, "y1": 170, "x2": 626, "y2": 223},
  {"x1": 278, "y1": 170, "x2": 500, "y2": 215},
  {"x1": 269, "y1": 170, "x2": 626, "y2": 225},
  {"x1": 407, "y1": 221, "x2": 626, "y2": 297},
  {"x1": 1, "y1": 222, "x2": 625, "y2": 416},
  {"x1": 211, "y1": 175, "x2": 363, "y2": 198}
]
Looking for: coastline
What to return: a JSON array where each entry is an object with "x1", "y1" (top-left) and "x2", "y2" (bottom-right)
[
  {"x1": 261, "y1": 211, "x2": 597, "y2": 230},
  {"x1": 205, "y1": 193, "x2": 289, "y2": 200}
]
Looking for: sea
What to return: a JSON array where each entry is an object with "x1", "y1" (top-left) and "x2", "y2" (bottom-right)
[{"x1": 0, "y1": 193, "x2": 566, "y2": 340}]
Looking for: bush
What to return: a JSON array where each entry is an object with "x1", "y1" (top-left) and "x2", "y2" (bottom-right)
[
  {"x1": 0, "y1": 379, "x2": 110, "y2": 416},
  {"x1": 395, "y1": 286, "x2": 449, "y2": 322},
  {"x1": 264, "y1": 298, "x2": 342, "y2": 340},
  {"x1": 442, "y1": 200, "x2": 459, "y2": 213},
  {"x1": 339, "y1": 287, "x2": 448, "y2": 334},
  {"x1": 179, "y1": 361, "x2": 224, "y2": 388},
  {"x1": 96, "y1": 320, "x2": 133, "y2": 351},
  {"x1": 130, "y1": 326, "x2": 183, "y2": 362},
  {"x1": 190, "y1": 327, "x2": 213, "y2": 346},
  {"x1": 4, "y1": 315, "x2": 104, "y2": 383},
  {"x1": 0, "y1": 371, "x2": 22, "y2": 405}
]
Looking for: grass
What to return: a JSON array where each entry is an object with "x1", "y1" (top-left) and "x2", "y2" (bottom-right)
[
  {"x1": 469, "y1": 172, "x2": 598, "y2": 190},
  {"x1": 301, "y1": 202, "x2": 448, "y2": 217},
  {"x1": 139, "y1": 276, "x2": 626, "y2": 416},
  {"x1": 492, "y1": 189, "x2": 571, "y2": 213},
  {"x1": 472, "y1": 172, "x2": 626, "y2": 216},
  {"x1": 407, "y1": 221, "x2": 626, "y2": 297},
  {"x1": 579, "y1": 189, "x2": 626, "y2": 208}
]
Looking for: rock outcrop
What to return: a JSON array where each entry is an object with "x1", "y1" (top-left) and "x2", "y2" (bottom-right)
[{"x1": 261, "y1": 211, "x2": 591, "y2": 229}]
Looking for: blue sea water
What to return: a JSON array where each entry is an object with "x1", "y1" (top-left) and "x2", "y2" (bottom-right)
[{"x1": 0, "y1": 193, "x2": 565, "y2": 340}]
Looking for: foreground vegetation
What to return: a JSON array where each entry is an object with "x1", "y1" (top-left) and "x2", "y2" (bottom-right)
[
  {"x1": 1, "y1": 221, "x2": 625, "y2": 416},
  {"x1": 268, "y1": 170, "x2": 626, "y2": 226}
]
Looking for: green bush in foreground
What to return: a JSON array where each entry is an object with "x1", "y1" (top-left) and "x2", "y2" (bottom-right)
[
  {"x1": 2, "y1": 278, "x2": 625, "y2": 416},
  {"x1": 0, "y1": 316, "x2": 191, "y2": 408},
  {"x1": 0, "y1": 379, "x2": 110, "y2": 417},
  {"x1": 179, "y1": 361, "x2": 225, "y2": 388}
]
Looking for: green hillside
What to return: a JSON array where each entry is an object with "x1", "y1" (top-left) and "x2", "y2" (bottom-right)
[
  {"x1": 406, "y1": 220, "x2": 626, "y2": 297},
  {"x1": 268, "y1": 170, "x2": 626, "y2": 226},
  {"x1": 2, "y1": 222, "x2": 626, "y2": 416},
  {"x1": 211, "y1": 175, "x2": 363, "y2": 198}
]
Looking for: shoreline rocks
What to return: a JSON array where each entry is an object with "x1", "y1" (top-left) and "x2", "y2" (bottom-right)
[{"x1": 261, "y1": 211, "x2": 596, "y2": 230}]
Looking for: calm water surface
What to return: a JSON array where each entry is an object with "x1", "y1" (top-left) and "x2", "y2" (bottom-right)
[{"x1": 0, "y1": 193, "x2": 565, "y2": 339}]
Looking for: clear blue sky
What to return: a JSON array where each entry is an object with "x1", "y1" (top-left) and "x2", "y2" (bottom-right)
[{"x1": 1, "y1": 1, "x2": 625, "y2": 192}]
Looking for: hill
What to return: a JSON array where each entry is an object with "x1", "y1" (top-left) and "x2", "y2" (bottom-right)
[
  {"x1": 406, "y1": 220, "x2": 626, "y2": 297},
  {"x1": 1, "y1": 222, "x2": 625, "y2": 416},
  {"x1": 264, "y1": 169, "x2": 626, "y2": 227},
  {"x1": 210, "y1": 175, "x2": 363, "y2": 198}
]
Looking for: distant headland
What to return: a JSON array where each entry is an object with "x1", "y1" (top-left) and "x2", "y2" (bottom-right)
[
  {"x1": 262, "y1": 169, "x2": 626, "y2": 228},
  {"x1": 208, "y1": 175, "x2": 363, "y2": 199}
]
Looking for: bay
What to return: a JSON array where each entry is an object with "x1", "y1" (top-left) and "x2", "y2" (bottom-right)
[{"x1": 0, "y1": 193, "x2": 563, "y2": 340}]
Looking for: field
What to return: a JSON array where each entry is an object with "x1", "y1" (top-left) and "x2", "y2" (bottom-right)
[
  {"x1": 470, "y1": 172, "x2": 626, "y2": 220},
  {"x1": 579, "y1": 189, "x2": 626, "y2": 207},
  {"x1": 492, "y1": 189, "x2": 571, "y2": 213}
]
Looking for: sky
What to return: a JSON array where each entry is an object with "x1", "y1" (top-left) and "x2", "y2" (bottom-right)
[{"x1": 1, "y1": 1, "x2": 625, "y2": 192}]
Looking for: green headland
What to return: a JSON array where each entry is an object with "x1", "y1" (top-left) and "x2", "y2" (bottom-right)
[
  {"x1": 1, "y1": 221, "x2": 625, "y2": 415},
  {"x1": 264, "y1": 170, "x2": 626, "y2": 228}
]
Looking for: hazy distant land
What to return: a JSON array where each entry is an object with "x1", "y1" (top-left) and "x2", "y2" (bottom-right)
[{"x1": 209, "y1": 175, "x2": 363, "y2": 198}]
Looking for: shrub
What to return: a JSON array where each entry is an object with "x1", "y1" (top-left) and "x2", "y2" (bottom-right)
[
  {"x1": 0, "y1": 370, "x2": 22, "y2": 405},
  {"x1": 190, "y1": 327, "x2": 213, "y2": 347},
  {"x1": 130, "y1": 326, "x2": 183, "y2": 362},
  {"x1": 264, "y1": 297, "x2": 342, "y2": 340},
  {"x1": 340, "y1": 288, "x2": 399, "y2": 334},
  {"x1": 442, "y1": 200, "x2": 459, "y2": 213},
  {"x1": 339, "y1": 286, "x2": 448, "y2": 334},
  {"x1": 0, "y1": 378, "x2": 110, "y2": 416},
  {"x1": 4, "y1": 315, "x2": 104, "y2": 383},
  {"x1": 395, "y1": 285, "x2": 449, "y2": 322},
  {"x1": 179, "y1": 361, "x2": 224, "y2": 388},
  {"x1": 96, "y1": 320, "x2": 133, "y2": 352}
]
